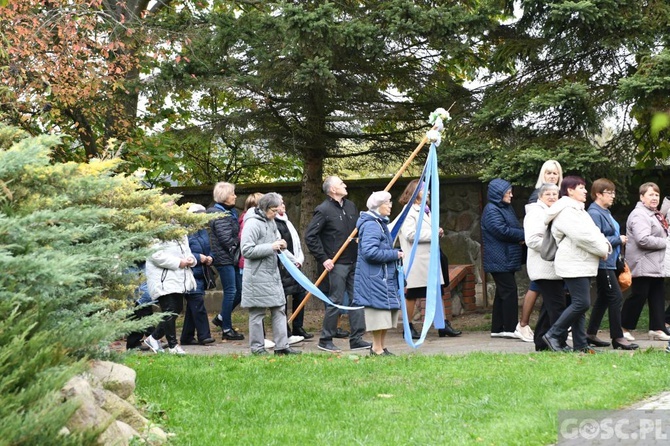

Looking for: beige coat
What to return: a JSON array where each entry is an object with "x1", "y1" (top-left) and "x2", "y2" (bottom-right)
[
  {"x1": 544, "y1": 196, "x2": 610, "y2": 279},
  {"x1": 390, "y1": 204, "x2": 444, "y2": 289}
]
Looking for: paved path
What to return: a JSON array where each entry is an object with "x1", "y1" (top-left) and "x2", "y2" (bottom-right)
[{"x1": 180, "y1": 329, "x2": 668, "y2": 356}]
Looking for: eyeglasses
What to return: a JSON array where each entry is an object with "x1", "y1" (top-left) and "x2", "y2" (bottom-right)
[
  {"x1": 603, "y1": 191, "x2": 616, "y2": 196},
  {"x1": 269, "y1": 207, "x2": 279, "y2": 213}
]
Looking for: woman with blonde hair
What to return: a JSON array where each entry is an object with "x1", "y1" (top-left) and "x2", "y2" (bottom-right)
[
  {"x1": 516, "y1": 160, "x2": 564, "y2": 342},
  {"x1": 208, "y1": 182, "x2": 244, "y2": 340}
]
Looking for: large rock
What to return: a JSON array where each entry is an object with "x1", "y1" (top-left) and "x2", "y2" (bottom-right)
[
  {"x1": 62, "y1": 376, "x2": 114, "y2": 435},
  {"x1": 99, "y1": 389, "x2": 149, "y2": 432},
  {"x1": 89, "y1": 360, "x2": 136, "y2": 400}
]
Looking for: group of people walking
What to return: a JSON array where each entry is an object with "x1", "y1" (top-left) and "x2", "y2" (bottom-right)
[
  {"x1": 483, "y1": 159, "x2": 670, "y2": 354},
  {"x1": 133, "y1": 160, "x2": 670, "y2": 357},
  {"x1": 135, "y1": 176, "x2": 460, "y2": 356}
]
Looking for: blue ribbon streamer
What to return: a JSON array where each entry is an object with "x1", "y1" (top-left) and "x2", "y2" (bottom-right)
[
  {"x1": 400, "y1": 143, "x2": 445, "y2": 348},
  {"x1": 277, "y1": 251, "x2": 364, "y2": 311}
]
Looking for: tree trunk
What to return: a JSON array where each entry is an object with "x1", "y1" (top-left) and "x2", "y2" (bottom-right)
[{"x1": 299, "y1": 149, "x2": 325, "y2": 282}]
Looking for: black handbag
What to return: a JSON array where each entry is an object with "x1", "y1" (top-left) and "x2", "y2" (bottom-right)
[
  {"x1": 615, "y1": 254, "x2": 626, "y2": 276},
  {"x1": 203, "y1": 265, "x2": 218, "y2": 290}
]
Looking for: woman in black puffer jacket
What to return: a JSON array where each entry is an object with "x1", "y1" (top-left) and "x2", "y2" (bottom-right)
[{"x1": 207, "y1": 182, "x2": 244, "y2": 341}]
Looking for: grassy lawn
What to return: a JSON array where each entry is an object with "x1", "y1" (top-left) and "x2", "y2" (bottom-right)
[{"x1": 127, "y1": 348, "x2": 670, "y2": 445}]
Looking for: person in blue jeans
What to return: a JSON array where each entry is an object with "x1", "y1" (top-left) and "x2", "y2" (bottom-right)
[
  {"x1": 207, "y1": 182, "x2": 244, "y2": 340},
  {"x1": 181, "y1": 204, "x2": 216, "y2": 346}
]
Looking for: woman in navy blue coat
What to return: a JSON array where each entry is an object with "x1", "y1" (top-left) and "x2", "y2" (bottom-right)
[
  {"x1": 481, "y1": 178, "x2": 525, "y2": 338},
  {"x1": 182, "y1": 204, "x2": 215, "y2": 345},
  {"x1": 353, "y1": 191, "x2": 404, "y2": 356}
]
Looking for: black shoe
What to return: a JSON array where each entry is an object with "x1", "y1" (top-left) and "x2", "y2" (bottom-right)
[
  {"x1": 252, "y1": 349, "x2": 269, "y2": 355},
  {"x1": 438, "y1": 320, "x2": 462, "y2": 337},
  {"x1": 180, "y1": 338, "x2": 197, "y2": 345},
  {"x1": 292, "y1": 327, "x2": 314, "y2": 340},
  {"x1": 350, "y1": 339, "x2": 372, "y2": 351},
  {"x1": 199, "y1": 337, "x2": 215, "y2": 345},
  {"x1": 334, "y1": 327, "x2": 350, "y2": 338},
  {"x1": 223, "y1": 329, "x2": 245, "y2": 341},
  {"x1": 612, "y1": 338, "x2": 639, "y2": 350},
  {"x1": 382, "y1": 348, "x2": 395, "y2": 356},
  {"x1": 406, "y1": 323, "x2": 420, "y2": 339},
  {"x1": 212, "y1": 316, "x2": 223, "y2": 328},
  {"x1": 542, "y1": 334, "x2": 563, "y2": 352},
  {"x1": 586, "y1": 335, "x2": 611, "y2": 347},
  {"x1": 275, "y1": 347, "x2": 302, "y2": 355}
]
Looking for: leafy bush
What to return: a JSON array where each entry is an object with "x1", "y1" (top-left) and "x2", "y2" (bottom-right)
[{"x1": 0, "y1": 125, "x2": 204, "y2": 444}]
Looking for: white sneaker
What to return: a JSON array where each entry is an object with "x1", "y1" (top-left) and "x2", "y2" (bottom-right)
[
  {"x1": 491, "y1": 331, "x2": 516, "y2": 339},
  {"x1": 288, "y1": 335, "x2": 305, "y2": 345},
  {"x1": 623, "y1": 331, "x2": 636, "y2": 341},
  {"x1": 168, "y1": 345, "x2": 186, "y2": 355},
  {"x1": 143, "y1": 335, "x2": 164, "y2": 353},
  {"x1": 567, "y1": 327, "x2": 573, "y2": 342},
  {"x1": 264, "y1": 339, "x2": 275, "y2": 349},
  {"x1": 514, "y1": 323, "x2": 534, "y2": 343},
  {"x1": 648, "y1": 330, "x2": 670, "y2": 341}
]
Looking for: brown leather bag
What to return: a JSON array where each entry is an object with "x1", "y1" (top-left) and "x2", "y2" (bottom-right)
[{"x1": 617, "y1": 262, "x2": 632, "y2": 292}]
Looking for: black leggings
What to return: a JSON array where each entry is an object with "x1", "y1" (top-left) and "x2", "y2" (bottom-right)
[{"x1": 151, "y1": 293, "x2": 184, "y2": 348}]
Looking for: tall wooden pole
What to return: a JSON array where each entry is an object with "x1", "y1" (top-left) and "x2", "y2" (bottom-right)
[
  {"x1": 289, "y1": 104, "x2": 454, "y2": 323},
  {"x1": 288, "y1": 138, "x2": 429, "y2": 323}
]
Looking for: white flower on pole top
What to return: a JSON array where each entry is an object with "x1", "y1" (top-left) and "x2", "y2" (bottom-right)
[{"x1": 426, "y1": 107, "x2": 451, "y2": 146}]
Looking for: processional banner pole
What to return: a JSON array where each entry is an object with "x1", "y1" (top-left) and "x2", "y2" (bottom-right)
[{"x1": 287, "y1": 104, "x2": 454, "y2": 323}]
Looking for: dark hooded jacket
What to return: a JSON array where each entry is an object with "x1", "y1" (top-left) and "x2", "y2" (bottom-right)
[{"x1": 481, "y1": 178, "x2": 525, "y2": 273}]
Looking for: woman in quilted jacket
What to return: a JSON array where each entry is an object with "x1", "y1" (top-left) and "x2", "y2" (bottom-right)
[{"x1": 353, "y1": 191, "x2": 404, "y2": 356}]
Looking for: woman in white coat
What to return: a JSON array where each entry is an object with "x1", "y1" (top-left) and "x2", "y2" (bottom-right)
[
  {"x1": 523, "y1": 183, "x2": 565, "y2": 351},
  {"x1": 144, "y1": 235, "x2": 197, "y2": 354},
  {"x1": 391, "y1": 179, "x2": 461, "y2": 339},
  {"x1": 541, "y1": 176, "x2": 611, "y2": 353}
]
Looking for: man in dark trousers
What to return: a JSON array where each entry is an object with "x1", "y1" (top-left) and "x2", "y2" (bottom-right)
[{"x1": 305, "y1": 176, "x2": 371, "y2": 353}]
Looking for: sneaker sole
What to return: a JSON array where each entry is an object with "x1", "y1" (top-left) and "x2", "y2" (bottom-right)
[
  {"x1": 350, "y1": 346, "x2": 372, "y2": 351},
  {"x1": 514, "y1": 331, "x2": 534, "y2": 343},
  {"x1": 317, "y1": 345, "x2": 342, "y2": 353}
]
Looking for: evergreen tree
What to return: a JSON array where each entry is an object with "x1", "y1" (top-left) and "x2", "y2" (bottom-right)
[{"x1": 0, "y1": 124, "x2": 205, "y2": 444}]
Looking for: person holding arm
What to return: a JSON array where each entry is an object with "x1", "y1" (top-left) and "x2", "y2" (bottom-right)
[
  {"x1": 541, "y1": 176, "x2": 611, "y2": 353},
  {"x1": 516, "y1": 160, "x2": 564, "y2": 342}
]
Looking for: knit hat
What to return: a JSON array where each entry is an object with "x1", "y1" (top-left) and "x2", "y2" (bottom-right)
[
  {"x1": 188, "y1": 204, "x2": 207, "y2": 214},
  {"x1": 366, "y1": 191, "x2": 392, "y2": 211}
]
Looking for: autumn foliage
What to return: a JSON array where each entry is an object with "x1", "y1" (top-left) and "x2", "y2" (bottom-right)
[{"x1": 1, "y1": 0, "x2": 146, "y2": 160}]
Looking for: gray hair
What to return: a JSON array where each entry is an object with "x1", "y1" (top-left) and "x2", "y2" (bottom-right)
[
  {"x1": 538, "y1": 183, "x2": 559, "y2": 197},
  {"x1": 257, "y1": 192, "x2": 283, "y2": 212},
  {"x1": 323, "y1": 176, "x2": 339, "y2": 195},
  {"x1": 367, "y1": 191, "x2": 391, "y2": 212}
]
